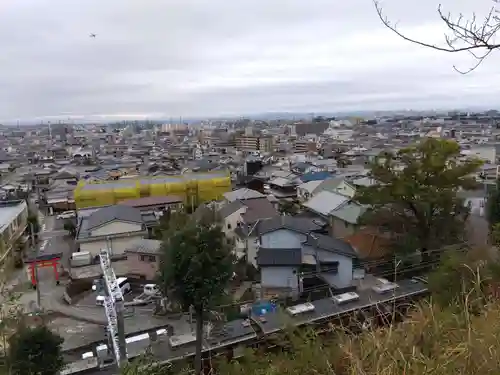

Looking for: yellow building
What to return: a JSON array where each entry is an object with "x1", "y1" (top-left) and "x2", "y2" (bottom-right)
[{"x1": 74, "y1": 171, "x2": 231, "y2": 210}]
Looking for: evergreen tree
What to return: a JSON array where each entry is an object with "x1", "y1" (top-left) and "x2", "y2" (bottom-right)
[
  {"x1": 157, "y1": 211, "x2": 234, "y2": 374},
  {"x1": 8, "y1": 324, "x2": 64, "y2": 375}
]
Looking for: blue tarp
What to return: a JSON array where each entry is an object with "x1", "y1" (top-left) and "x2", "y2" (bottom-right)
[
  {"x1": 251, "y1": 301, "x2": 277, "y2": 317},
  {"x1": 300, "y1": 171, "x2": 332, "y2": 183}
]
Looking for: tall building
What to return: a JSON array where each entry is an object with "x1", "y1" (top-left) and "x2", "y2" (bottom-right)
[{"x1": 236, "y1": 135, "x2": 274, "y2": 153}]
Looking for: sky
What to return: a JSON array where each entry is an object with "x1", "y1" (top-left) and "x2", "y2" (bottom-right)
[{"x1": 0, "y1": 0, "x2": 499, "y2": 123}]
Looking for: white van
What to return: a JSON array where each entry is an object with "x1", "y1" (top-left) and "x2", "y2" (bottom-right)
[
  {"x1": 143, "y1": 284, "x2": 160, "y2": 296},
  {"x1": 70, "y1": 251, "x2": 92, "y2": 268},
  {"x1": 96, "y1": 277, "x2": 131, "y2": 305}
]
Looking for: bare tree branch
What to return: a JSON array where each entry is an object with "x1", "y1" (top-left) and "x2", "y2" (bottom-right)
[{"x1": 373, "y1": 0, "x2": 500, "y2": 73}]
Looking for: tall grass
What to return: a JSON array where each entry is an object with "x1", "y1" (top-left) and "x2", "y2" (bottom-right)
[
  {"x1": 217, "y1": 249, "x2": 500, "y2": 375},
  {"x1": 124, "y1": 248, "x2": 500, "y2": 375},
  {"x1": 216, "y1": 298, "x2": 500, "y2": 375}
]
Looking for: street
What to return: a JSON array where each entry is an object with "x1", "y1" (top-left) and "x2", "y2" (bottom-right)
[
  {"x1": 36, "y1": 211, "x2": 73, "y2": 264},
  {"x1": 2, "y1": 204, "x2": 193, "y2": 368}
]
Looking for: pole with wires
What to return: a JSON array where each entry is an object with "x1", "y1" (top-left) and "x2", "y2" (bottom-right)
[{"x1": 29, "y1": 221, "x2": 41, "y2": 309}]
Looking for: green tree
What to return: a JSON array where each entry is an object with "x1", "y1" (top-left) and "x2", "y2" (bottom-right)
[
  {"x1": 157, "y1": 211, "x2": 234, "y2": 375},
  {"x1": 491, "y1": 223, "x2": 500, "y2": 248},
  {"x1": 278, "y1": 200, "x2": 299, "y2": 216},
  {"x1": 8, "y1": 324, "x2": 64, "y2": 375},
  {"x1": 27, "y1": 213, "x2": 40, "y2": 239},
  {"x1": 153, "y1": 210, "x2": 189, "y2": 240},
  {"x1": 486, "y1": 179, "x2": 500, "y2": 228},
  {"x1": 63, "y1": 220, "x2": 76, "y2": 237},
  {"x1": 428, "y1": 247, "x2": 500, "y2": 313},
  {"x1": 356, "y1": 138, "x2": 482, "y2": 261}
]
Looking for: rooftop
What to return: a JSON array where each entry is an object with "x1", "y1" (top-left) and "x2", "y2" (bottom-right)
[
  {"x1": 252, "y1": 278, "x2": 428, "y2": 334},
  {"x1": 0, "y1": 200, "x2": 27, "y2": 232}
]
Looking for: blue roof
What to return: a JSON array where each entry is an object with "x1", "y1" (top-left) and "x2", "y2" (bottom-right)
[{"x1": 300, "y1": 171, "x2": 333, "y2": 183}]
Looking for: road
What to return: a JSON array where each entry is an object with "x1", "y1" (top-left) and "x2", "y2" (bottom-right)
[{"x1": 36, "y1": 211, "x2": 72, "y2": 263}]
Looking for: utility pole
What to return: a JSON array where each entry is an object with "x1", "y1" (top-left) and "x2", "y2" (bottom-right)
[
  {"x1": 29, "y1": 221, "x2": 41, "y2": 309},
  {"x1": 245, "y1": 219, "x2": 260, "y2": 264}
]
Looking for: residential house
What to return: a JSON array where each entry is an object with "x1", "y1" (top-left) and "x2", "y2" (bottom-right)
[
  {"x1": 223, "y1": 188, "x2": 265, "y2": 203},
  {"x1": 124, "y1": 239, "x2": 162, "y2": 280},
  {"x1": 249, "y1": 216, "x2": 326, "y2": 269},
  {"x1": 118, "y1": 196, "x2": 184, "y2": 214},
  {"x1": 256, "y1": 222, "x2": 362, "y2": 298},
  {"x1": 458, "y1": 188, "x2": 489, "y2": 247},
  {"x1": 458, "y1": 189, "x2": 486, "y2": 217},
  {"x1": 0, "y1": 200, "x2": 28, "y2": 265},
  {"x1": 45, "y1": 173, "x2": 79, "y2": 214},
  {"x1": 265, "y1": 177, "x2": 298, "y2": 199},
  {"x1": 297, "y1": 177, "x2": 356, "y2": 202},
  {"x1": 219, "y1": 197, "x2": 279, "y2": 259},
  {"x1": 76, "y1": 205, "x2": 148, "y2": 257},
  {"x1": 302, "y1": 191, "x2": 366, "y2": 238},
  {"x1": 291, "y1": 162, "x2": 320, "y2": 175}
]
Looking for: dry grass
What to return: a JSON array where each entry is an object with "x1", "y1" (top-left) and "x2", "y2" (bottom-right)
[
  {"x1": 122, "y1": 248, "x2": 500, "y2": 375},
  {"x1": 218, "y1": 247, "x2": 500, "y2": 375},
  {"x1": 217, "y1": 298, "x2": 500, "y2": 375}
]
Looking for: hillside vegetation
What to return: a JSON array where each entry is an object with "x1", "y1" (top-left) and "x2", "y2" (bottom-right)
[
  {"x1": 124, "y1": 248, "x2": 500, "y2": 375},
  {"x1": 217, "y1": 249, "x2": 500, "y2": 375},
  {"x1": 217, "y1": 300, "x2": 500, "y2": 375}
]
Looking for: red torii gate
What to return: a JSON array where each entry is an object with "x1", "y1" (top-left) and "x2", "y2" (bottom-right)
[{"x1": 24, "y1": 253, "x2": 63, "y2": 288}]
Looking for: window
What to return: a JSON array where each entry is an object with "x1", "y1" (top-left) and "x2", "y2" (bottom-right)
[
  {"x1": 227, "y1": 224, "x2": 232, "y2": 229},
  {"x1": 140, "y1": 255, "x2": 156, "y2": 262}
]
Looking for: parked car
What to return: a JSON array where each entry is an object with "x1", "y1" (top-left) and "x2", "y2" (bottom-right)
[{"x1": 57, "y1": 211, "x2": 76, "y2": 220}]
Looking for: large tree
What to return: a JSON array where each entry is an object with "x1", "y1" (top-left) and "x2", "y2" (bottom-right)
[
  {"x1": 157, "y1": 211, "x2": 234, "y2": 375},
  {"x1": 356, "y1": 138, "x2": 482, "y2": 260},
  {"x1": 8, "y1": 324, "x2": 64, "y2": 375},
  {"x1": 374, "y1": 0, "x2": 500, "y2": 73},
  {"x1": 487, "y1": 179, "x2": 500, "y2": 228}
]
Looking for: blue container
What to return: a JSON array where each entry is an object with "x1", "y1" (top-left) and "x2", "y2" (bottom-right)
[{"x1": 251, "y1": 301, "x2": 277, "y2": 317}]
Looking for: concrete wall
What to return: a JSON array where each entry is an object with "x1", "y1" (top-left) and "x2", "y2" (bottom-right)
[
  {"x1": 302, "y1": 245, "x2": 353, "y2": 288},
  {"x1": 464, "y1": 197, "x2": 485, "y2": 217},
  {"x1": 223, "y1": 208, "x2": 245, "y2": 238},
  {"x1": 79, "y1": 234, "x2": 145, "y2": 257},
  {"x1": 124, "y1": 253, "x2": 160, "y2": 281},
  {"x1": 235, "y1": 236, "x2": 259, "y2": 267},
  {"x1": 330, "y1": 217, "x2": 356, "y2": 238},
  {"x1": 91, "y1": 221, "x2": 143, "y2": 237},
  {"x1": 261, "y1": 266, "x2": 299, "y2": 291}
]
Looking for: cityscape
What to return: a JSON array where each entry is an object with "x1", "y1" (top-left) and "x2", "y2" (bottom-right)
[{"x1": 0, "y1": 1, "x2": 500, "y2": 375}]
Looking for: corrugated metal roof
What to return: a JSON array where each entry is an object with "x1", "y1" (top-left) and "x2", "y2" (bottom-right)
[
  {"x1": 330, "y1": 202, "x2": 366, "y2": 224},
  {"x1": 303, "y1": 191, "x2": 349, "y2": 216}
]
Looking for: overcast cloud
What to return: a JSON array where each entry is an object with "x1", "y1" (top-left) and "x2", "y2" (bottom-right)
[{"x1": 0, "y1": 0, "x2": 499, "y2": 122}]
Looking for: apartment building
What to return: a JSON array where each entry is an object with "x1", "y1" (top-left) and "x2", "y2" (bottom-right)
[
  {"x1": 294, "y1": 139, "x2": 317, "y2": 153},
  {"x1": 236, "y1": 135, "x2": 274, "y2": 153},
  {"x1": 0, "y1": 200, "x2": 28, "y2": 264}
]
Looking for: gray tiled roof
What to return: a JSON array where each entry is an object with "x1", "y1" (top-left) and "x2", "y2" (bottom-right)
[
  {"x1": 87, "y1": 205, "x2": 143, "y2": 230},
  {"x1": 257, "y1": 216, "x2": 324, "y2": 236},
  {"x1": 304, "y1": 233, "x2": 358, "y2": 258},
  {"x1": 124, "y1": 239, "x2": 162, "y2": 255},
  {"x1": 240, "y1": 198, "x2": 278, "y2": 223},
  {"x1": 257, "y1": 247, "x2": 302, "y2": 266},
  {"x1": 218, "y1": 201, "x2": 244, "y2": 219}
]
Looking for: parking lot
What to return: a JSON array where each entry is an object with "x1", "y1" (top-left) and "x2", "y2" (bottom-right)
[{"x1": 74, "y1": 285, "x2": 151, "y2": 308}]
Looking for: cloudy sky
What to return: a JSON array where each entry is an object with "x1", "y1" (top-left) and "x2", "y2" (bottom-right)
[{"x1": 0, "y1": 0, "x2": 499, "y2": 123}]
